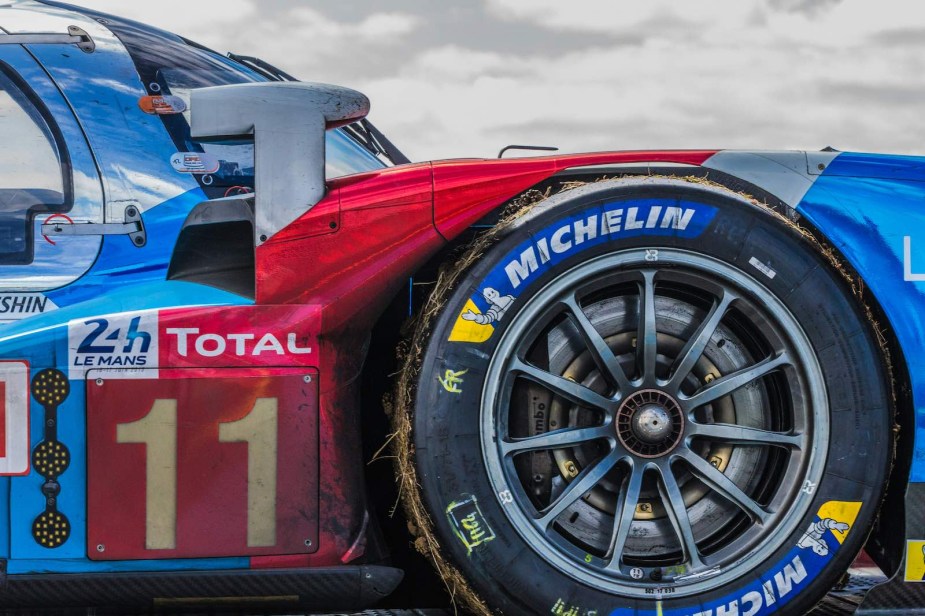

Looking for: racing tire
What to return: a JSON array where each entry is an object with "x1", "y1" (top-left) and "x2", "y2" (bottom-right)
[{"x1": 408, "y1": 178, "x2": 892, "y2": 615}]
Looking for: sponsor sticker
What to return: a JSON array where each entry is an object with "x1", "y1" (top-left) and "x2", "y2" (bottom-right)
[
  {"x1": 70, "y1": 306, "x2": 319, "y2": 379},
  {"x1": 0, "y1": 293, "x2": 57, "y2": 321},
  {"x1": 904, "y1": 540, "x2": 925, "y2": 581},
  {"x1": 68, "y1": 312, "x2": 159, "y2": 380},
  {"x1": 608, "y1": 501, "x2": 861, "y2": 616},
  {"x1": 449, "y1": 200, "x2": 717, "y2": 344},
  {"x1": 164, "y1": 328, "x2": 312, "y2": 360},
  {"x1": 748, "y1": 256, "x2": 778, "y2": 280},
  {"x1": 138, "y1": 94, "x2": 187, "y2": 115},
  {"x1": 158, "y1": 306, "x2": 316, "y2": 368},
  {"x1": 0, "y1": 361, "x2": 30, "y2": 475},
  {"x1": 170, "y1": 152, "x2": 220, "y2": 174}
]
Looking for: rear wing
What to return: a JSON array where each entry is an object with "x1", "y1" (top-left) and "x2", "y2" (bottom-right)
[{"x1": 190, "y1": 82, "x2": 370, "y2": 245}]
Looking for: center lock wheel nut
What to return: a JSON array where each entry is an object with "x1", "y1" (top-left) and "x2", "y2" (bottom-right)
[{"x1": 616, "y1": 389, "x2": 684, "y2": 458}]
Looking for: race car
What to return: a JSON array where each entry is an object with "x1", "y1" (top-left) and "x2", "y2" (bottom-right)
[{"x1": 0, "y1": 1, "x2": 922, "y2": 614}]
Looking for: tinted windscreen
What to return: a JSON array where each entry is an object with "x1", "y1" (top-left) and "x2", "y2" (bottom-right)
[
  {"x1": 83, "y1": 11, "x2": 387, "y2": 197},
  {"x1": 158, "y1": 68, "x2": 387, "y2": 186},
  {"x1": 0, "y1": 66, "x2": 70, "y2": 264},
  {"x1": 159, "y1": 68, "x2": 256, "y2": 187}
]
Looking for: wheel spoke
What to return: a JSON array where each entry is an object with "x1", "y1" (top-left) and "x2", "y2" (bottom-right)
[
  {"x1": 561, "y1": 294, "x2": 632, "y2": 393},
  {"x1": 667, "y1": 292, "x2": 736, "y2": 390},
  {"x1": 485, "y1": 250, "x2": 827, "y2": 592},
  {"x1": 604, "y1": 464, "x2": 644, "y2": 572},
  {"x1": 656, "y1": 460, "x2": 704, "y2": 569},
  {"x1": 537, "y1": 449, "x2": 622, "y2": 530},
  {"x1": 682, "y1": 353, "x2": 790, "y2": 410},
  {"x1": 678, "y1": 450, "x2": 770, "y2": 524},
  {"x1": 511, "y1": 358, "x2": 616, "y2": 412},
  {"x1": 501, "y1": 425, "x2": 612, "y2": 457},
  {"x1": 688, "y1": 422, "x2": 802, "y2": 449},
  {"x1": 637, "y1": 271, "x2": 658, "y2": 384}
]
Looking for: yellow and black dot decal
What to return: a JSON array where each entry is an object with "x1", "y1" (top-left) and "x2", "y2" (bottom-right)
[
  {"x1": 30, "y1": 368, "x2": 71, "y2": 548},
  {"x1": 32, "y1": 510, "x2": 70, "y2": 549},
  {"x1": 32, "y1": 440, "x2": 70, "y2": 478},
  {"x1": 32, "y1": 369, "x2": 69, "y2": 407}
]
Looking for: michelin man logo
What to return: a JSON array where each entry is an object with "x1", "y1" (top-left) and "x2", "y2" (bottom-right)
[
  {"x1": 798, "y1": 518, "x2": 850, "y2": 556},
  {"x1": 449, "y1": 288, "x2": 517, "y2": 343},
  {"x1": 461, "y1": 288, "x2": 514, "y2": 326}
]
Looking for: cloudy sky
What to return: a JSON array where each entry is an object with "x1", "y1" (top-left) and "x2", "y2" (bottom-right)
[{"x1": 61, "y1": 0, "x2": 925, "y2": 162}]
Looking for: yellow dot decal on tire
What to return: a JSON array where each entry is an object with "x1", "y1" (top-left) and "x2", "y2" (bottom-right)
[{"x1": 448, "y1": 299, "x2": 495, "y2": 343}]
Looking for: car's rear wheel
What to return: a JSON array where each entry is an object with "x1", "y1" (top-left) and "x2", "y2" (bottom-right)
[{"x1": 407, "y1": 178, "x2": 891, "y2": 615}]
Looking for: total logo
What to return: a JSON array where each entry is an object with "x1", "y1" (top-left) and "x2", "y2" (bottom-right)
[
  {"x1": 69, "y1": 310, "x2": 318, "y2": 379},
  {"x1": 165, "y1": 328, "x2": 312, "y2": 358},
  {"x1": 159, "y1": 307, "x2": 317, "y2": 368}
]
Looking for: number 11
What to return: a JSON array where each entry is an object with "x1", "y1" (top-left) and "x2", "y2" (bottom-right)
[{"x1": 116, "y1": 398, "x2": 279, "y2": 550}]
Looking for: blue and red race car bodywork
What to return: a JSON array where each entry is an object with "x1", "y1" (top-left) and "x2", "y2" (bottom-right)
[{"x1": 0, "y1": 1, "x2": 924, "y2": 613}]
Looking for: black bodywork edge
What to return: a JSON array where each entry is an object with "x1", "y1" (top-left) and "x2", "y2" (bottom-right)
[{"x1": 0, "y1": 564, "x2": 402, "y2": 610}]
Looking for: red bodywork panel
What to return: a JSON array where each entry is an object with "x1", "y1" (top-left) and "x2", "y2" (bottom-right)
[
  {"x1": 431, "y1": 151, "x2": 716, "y2": 239},
  {"x1": 257, "y1": 151, "x2": 715, "y2": 314},
  {"x1": 248, "y1": 150, "x2": 715, "y2": 567}
]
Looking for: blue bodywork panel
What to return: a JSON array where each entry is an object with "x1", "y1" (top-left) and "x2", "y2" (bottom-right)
[
  {"x1": 797, "y1": 153, "x2": 925, "y2": 481},
  {"x1": 0, "y1": 5, "x2": 253, "y2": 571},
  {"x1": 1, "y1": 281, "x2": 250, "y2": 573}
]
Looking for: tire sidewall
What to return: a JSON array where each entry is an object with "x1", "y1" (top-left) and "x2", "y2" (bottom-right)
[{"x1": 413, "y1": 180, "x2": 891, "y2": 615}]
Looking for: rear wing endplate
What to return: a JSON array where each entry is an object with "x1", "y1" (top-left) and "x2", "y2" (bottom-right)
[{"x1": 190, "y1": 82, "x2": 369, "y2": 245}]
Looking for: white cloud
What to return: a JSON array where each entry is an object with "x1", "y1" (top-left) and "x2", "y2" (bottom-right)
[
  {"x1": 407, "y1": 46, "x2": 532, "y2": 82},
  {"x1": 361, "y1": 1, "x2": 925, "y2": 158},
  {"x1": 47, "y1": 1, "x2": 925, "y2": 161},
  {"x1": 484, "y1": 0, "x2": 758, "y2": 34},
  {"x1": 281, "y1": 7, "x2": 420, "y2": 43},
  {"x1": 56, "y1": 0, "x2": 257, "y2": 38},
  {"x1": 483, "y1": 0, "x2": 925, "y2": 67},
  {"x1": 352, "y1": 12, "x2": 422, "y2": 38},
  {"x1": 60, "y1": 1, "x2": 420, "y2": 70},
  {"x1": 364, "y1": 24, "x2": 925, "y2": 159}
]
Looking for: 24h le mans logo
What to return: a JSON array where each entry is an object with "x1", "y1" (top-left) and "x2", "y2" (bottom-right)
[{"x1": 68, "y1": 312, "x2": 159, "y2": 379}]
